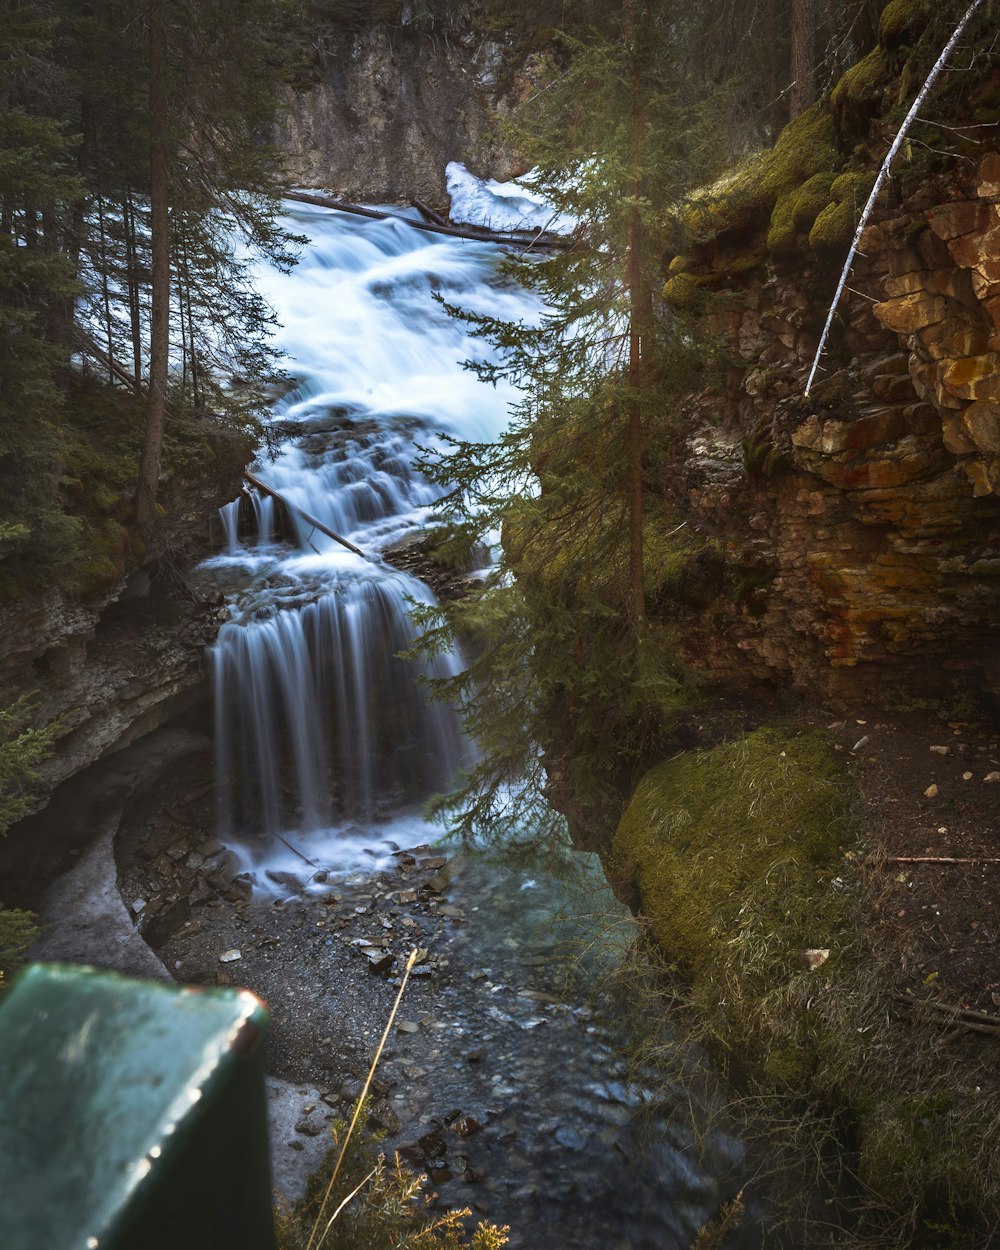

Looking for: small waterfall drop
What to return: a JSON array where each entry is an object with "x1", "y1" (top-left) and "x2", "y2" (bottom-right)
[{"x1": 205, "y1": 204, "x2": 538, "y2": 883}]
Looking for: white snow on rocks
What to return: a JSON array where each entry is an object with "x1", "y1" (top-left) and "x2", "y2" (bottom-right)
[{"x1": 445, "y1": 161, "x2": 576, "y2": 235}]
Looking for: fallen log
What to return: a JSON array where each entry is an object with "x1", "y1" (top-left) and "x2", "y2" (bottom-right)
[
  {"x1": 410, "y1": 197, "x2": 449, "y2": 227},
  {"x1": 285, "y1": 189, "x2": 572, "y2": 250},
  {"x1": 894, "y1": 994, "x2": 1000, "y2": 1037},
  {"x1": 75, "y1": 329, "x2": 140, "y2": 391},
  {"x1": 886, "y1": 856, "x2": 1000, "y2": 866},
  {"x1": 244, "y1": 468, "x2": 371, "y2": 561}
]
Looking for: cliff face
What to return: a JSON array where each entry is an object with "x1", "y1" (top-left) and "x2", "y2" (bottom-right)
[
  {"x1": 276, "y1": 22, "x2": 532, "y2": 201},
  {"x1": 0, "y1": 443, "x2": 243, "y2": 818},
  {"x1": 666, "y1": 151, "x2": 1000, "y2": 711}
]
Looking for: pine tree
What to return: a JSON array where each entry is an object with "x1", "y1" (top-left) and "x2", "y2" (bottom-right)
[
  {"x1": 0, "y1": 0, "x2": 83, "y2": 579},
  {"x1": 413, "y1": 4, "x2": 726, "y2": 843}
]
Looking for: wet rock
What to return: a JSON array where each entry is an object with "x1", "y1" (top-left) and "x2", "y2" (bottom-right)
[
  {"x1": 141, "y1": 896, "x2": 191, "y2": 947},
  {"x1": 265, "y1": 869, "x2": 305, "y2": 892},
  {"x1": 418, "y1": 856, "x2": 448, "y2": 870},
  {"x1": 223, "y1": 873, "x2": 254, "y2": 904},
  {"x1": 366, "y1": 949, "x2": 394, "y2": 975},
  {"x1": 554, "y1": 1126, "x2": 586, "y2": 1150},
  {"x1": 428, "y1": 1165, "x2": 453, "y2": 1184},
  {"x1": 131, "y1": 898, "x2": 146, "y2": 915},
  {"x1": 396, "y1": 1019, "x2": 419, "y2": 1033},
  {"x1": 453, "y1": 1115, "x2": 481, "y2": 1138},
  {"x1": 418, "y1": 1130, "x2": 447, "y2": 1157},
  {"x1": 369, "y1": 1100, "x2": 401, "y2": 1135},
  {"x1": 294, "y1": 1118, "x2": 323, "y2": 1137},
  {"x1": 465, "y1": 1048, "x2": 486, "y2": 1064}
]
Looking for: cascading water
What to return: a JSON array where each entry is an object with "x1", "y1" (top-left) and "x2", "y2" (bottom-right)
[{"x1": 205, "y1": 204, "x2": 538, "y2": 882}]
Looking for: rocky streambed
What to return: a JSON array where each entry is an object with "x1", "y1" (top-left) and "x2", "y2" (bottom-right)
[{"x1": 105, "y1": 748, "x2": 760, "y2": 1250}]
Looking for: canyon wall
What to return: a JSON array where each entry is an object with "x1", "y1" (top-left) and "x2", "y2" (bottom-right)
[
  {"x1": 276, "y1": 20, "x2": 532, "y2": 202},
  {"x1": 662, "y1": 150, "x2": 1000, "y2": 712}
]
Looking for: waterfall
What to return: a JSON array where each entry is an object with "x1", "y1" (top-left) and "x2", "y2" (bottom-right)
[{"x1": 204, "y1": 203, "x2": 539, "y2": 883}]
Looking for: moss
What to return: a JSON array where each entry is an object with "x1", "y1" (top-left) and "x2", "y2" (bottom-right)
[
  {"x1": 878, "y1": 0, "x2": 930, "y2": 48},
  {"x1": 832, "y1": 47, "x2": 890, "y2": 116},
  {"x1": 766, "y1": 190, "x2": 799, "y2": 254},
  {"x1": 791, "y1": 170, "x2": 837, "y2": 231},
  {"x1": 805, "y1": 171, "x2": 879, "y2": 252},
  {"x1": 613, "y1": 728, "x2": 854, "y2": 981},
  {"x1": 830, "y1": 169, "x2": 875, "y2": 206},
  {"x1": 667, "y1": 253, "x2": 691, "y2": 274},
  {"x1": 661, "y1": 272, "x2": 699, "y2": 309},
  {"x1": 808, "y1": 197, "x2": 856, "y2": 251},
  {"x1": 680, "y1": 102, "x2": 837, "y2": 245}
]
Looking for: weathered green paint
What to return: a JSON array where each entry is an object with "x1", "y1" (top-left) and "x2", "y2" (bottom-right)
[{"x1": 0, "y1": 963, "x2": 275, "y2": 1250}]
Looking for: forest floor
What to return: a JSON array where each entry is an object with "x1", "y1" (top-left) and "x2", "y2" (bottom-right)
[{"x1": 829, "y1": 709, "x2": 1000, "y2": 1019}]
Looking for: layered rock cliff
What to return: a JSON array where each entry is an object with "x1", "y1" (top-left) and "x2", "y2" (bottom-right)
[
  {"x1": 276, "y1": 19, "x2": 531, "y2": 201},
  {"x1": 666, "y1": 149, "x2": 1000, "y2": 712}
]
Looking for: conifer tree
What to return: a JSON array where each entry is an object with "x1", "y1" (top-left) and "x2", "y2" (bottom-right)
[
  {"x1": 0, "y1": 0, "x2": 82, "y2": 574},
  {"x1": 414, "y1": 3, "x2": 725, "y2": 843}
]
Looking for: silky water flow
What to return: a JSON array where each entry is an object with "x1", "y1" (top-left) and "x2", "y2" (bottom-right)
[{"x1": 201, "y1": 200, "x2": 767, "y2": 1248}]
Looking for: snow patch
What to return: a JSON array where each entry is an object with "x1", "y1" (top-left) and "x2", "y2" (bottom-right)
[{"x1": 445, "y1": 162, "x2": 575, "y2": 235}]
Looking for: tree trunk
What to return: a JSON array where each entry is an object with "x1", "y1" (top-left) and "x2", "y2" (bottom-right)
[
  {"x1": 135, "y1": 0, "x2": 170, "y2": 534},
  {"x1": 625, "y1": 13, "x2": 647, "y2": 636},
  {"x1": 124, "y1": 191, "x2": 143, "y2": 391},
  {"x1": 790, "y1": 0, "x2": 816, "y2": 119}
]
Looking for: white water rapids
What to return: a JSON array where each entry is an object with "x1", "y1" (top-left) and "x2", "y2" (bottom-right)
[{"x1": 204, "y1": 203, "x2": 539, "y2": 885}]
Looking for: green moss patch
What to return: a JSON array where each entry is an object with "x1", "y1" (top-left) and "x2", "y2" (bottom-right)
[
  {"x1": 610, "y1": 726, "x2": 1000, "y2": 1243},
  {"x1": 613, "y1": 727, "x2": 853, "y2": 986}
]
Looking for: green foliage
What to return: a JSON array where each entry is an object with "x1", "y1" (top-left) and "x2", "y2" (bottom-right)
[
  {"x1": 0, "y1": 0, "x2": 296, "y2": 594},
  {"x1": 274, "y1": 1109, "x2": 508, "y2": 1250},
  {"x1": 0, "y1": 695, "x2": 63, "y2": 836},
  {"x1": 0, "y1": 692, "x2": 59, "y2": 984},
  {"x1": 0, "y1": 906, "x2": 38, "y2": 989},
  {"x1": 411, "y1": 4, "x2": 735, "y2": 844}
]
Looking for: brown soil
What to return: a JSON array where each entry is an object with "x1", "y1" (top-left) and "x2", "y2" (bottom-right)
[{"x1": 832, "y1": 710, "x2": 1000, "y2": 1020}]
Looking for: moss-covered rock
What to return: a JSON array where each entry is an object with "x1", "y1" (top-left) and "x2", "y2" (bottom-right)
[
  {"x1": 682, "y1": 102, "x2": 837, "y2": 245},
  {"x1": 661, "y1": 272, "x2": 699, "y2": 308},
  {"x1": 791, "y1": 170, "x2": 837, "y2": 231},
  {"x1": 613, "y1": 727, "x2": 854, "y2": 979},
  {"x1": 766, "y1": 189, "x2": 799, "y2": 254},
  {"x1": 878, "y1": 0, "x2": 930, "y2": 48},
  {"x1": 832, "y1": 46, "x2": 890, "y2": 121}
]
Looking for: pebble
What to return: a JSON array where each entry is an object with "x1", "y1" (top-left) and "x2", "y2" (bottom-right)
[
  {"x1": 985, "y1": 772, "x2": 1000, "y2": 783},
  {"x1": 923, "y1": 784, "x2": 939, "y2": 798},
  {"x1": 131, "y1": 898, "x2": 146, "y2": 915},
  {"x1": 929, "y1": 745, "x2": 950, "y2": 755},
  {"x1": 219, "y1": 949, "x2": 242, "y2": 963},
  {"x1": 963, "y1": 772, "x2": 974, "y2": 781},
  {"x1": 397, "y1": 1019, "x2": 419, "y2": 1033}
]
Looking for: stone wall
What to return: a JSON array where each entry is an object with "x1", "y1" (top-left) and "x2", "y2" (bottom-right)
[
  {"x1": 276, "y1": 22, "x2": 532, "y2": 202},
  {"x1": 667, "y1": 151, "x2": 1000, "y2": 708}
]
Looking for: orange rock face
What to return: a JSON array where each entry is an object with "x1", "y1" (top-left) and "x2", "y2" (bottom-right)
[{"x1": 670, "y1": 153, "x2": 1000, "y2": 707}]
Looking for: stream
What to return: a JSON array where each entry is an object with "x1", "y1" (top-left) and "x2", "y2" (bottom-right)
[{"x1": 182, "y1": 199, "x2": 761, "y2": 1246}]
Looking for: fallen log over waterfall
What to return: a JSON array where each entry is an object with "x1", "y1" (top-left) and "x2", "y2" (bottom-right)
[
  {"x1": 285, "y1": 190, "x2": 572, "y2": 251},
  {"x1": 244, "y1": 468, "x2": 371, "y2": 561}
]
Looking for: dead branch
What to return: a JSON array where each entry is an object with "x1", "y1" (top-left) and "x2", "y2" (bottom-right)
[
  {"x1": 286, "y1": 190, "x2": 572, "y2": 250},
  {"x1": 244, "y1": 468, "x2": 371, "y2": 561}
]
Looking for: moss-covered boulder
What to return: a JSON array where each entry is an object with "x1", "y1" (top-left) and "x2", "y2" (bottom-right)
[
  {"x1": 611, "y1": 727, "x2": 857, "y2": 1085},
  {"x1": 612, "y1": 728, "x2": 854, "y2": 983}
]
